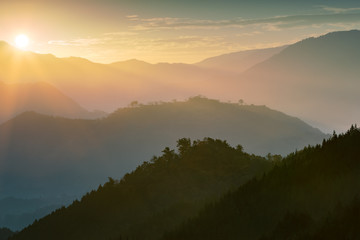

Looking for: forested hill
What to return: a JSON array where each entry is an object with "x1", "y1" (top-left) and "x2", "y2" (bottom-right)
[
  {"x1": 0, "y1": 97, "x2": 325, "y2": 199},
  {"x1": 163, "y1": 126, "x2": 360, "y2": 240},
  {"x1": 10, "y1": 138, "x2": 272, "y2": 240},
  {"x1": 0, "y1": 228, "x2": 14, "y2": 240}
]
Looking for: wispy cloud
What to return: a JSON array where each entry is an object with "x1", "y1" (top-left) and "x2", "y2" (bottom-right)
[
  {"x1": 44, "y1": 8, "x2": 360, "y2": 64},
  {"x1": 47, "y1": 33, "x2": 226, "y2": 53},
  {"x1": 236, "y1": 31, "x2": 262, "y2": 37},
  {"x1": 128, "y1": 13, "x2": 360, "y2": 31},
  {"x1": 321, "y1": 6, "x2": 360, "y2": 14},
  {"x1": 103, "y1": 31, "x2": 138, "y2": 36},
  {"x1": 48, "y1": 37, "x2": 110, "y2": 46},
  {"x1": 48, "y1": 32, "x2": 138, "y2": 47},
  {"x1": 126, "y1": 15, "x2": 140, "y2": 21}
]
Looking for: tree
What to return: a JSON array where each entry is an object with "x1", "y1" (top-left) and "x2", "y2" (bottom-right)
[{"x1": 177, "y1": 138, "x2": 191, "y2": 156}]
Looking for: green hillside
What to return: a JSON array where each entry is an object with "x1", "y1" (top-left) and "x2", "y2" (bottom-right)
[
  {"x1": 163, "y1": 126, "x2": 360, "y2": 239},
  {"x1": 10, "y1": 138, "x2": 271, "y2": 240}
]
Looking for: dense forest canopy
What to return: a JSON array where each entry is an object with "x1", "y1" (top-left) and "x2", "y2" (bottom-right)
[
  {"x1": 163, "y1": 125, "x2": 360, "y2": 239},
  {"x1": 10, "y1": 138, "x2": 271, "y2": 240},
  {"x1": 9, "y1": 126, "x2": 360, "y2": 240}
]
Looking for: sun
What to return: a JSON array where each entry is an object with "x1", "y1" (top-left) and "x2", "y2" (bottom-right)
[{"x1": 15, "y1": 34, "x2": 30, "y2": 49}]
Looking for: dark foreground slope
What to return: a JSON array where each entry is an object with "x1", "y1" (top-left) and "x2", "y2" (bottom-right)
[
  {"x1": 163, "y1": 126, "x2": 360, "y2": 240},
  {"x1": 261, "y1": 196, "x2": 360, "y2": 240},
  {"x1": 0, "y1": 228, "x2": 14, "y2": 240},
  {"x1": 10, "y1": 138, "x2": 272, "y2": 240}
]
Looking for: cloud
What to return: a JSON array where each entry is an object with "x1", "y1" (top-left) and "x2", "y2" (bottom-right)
[
  {"x1": 126, "y1": 15, "x2": 139, "y2": 21},
  {"x1": 126, "y1": 15, "x2": 139, "y2": 18},
  {"x1": 128, "y1": 13, "x2": 360, "y2": 31},
  {"x1": 48, "y1": 38, "x2": 110, "y2": 46},
  {"x1": 321, "y1": 6, "x2": 360, "y2": 14},
  {"x1": 236, "y1": 31, "x2": 262, "y2": 37},
  {"x1": 103, "y1": 31, "x2": 138, "y2": 36}
]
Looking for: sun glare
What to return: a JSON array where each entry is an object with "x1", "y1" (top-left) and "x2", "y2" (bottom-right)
[{"x1": 15, "y1": 34, "x2": 30, "y2": 49}]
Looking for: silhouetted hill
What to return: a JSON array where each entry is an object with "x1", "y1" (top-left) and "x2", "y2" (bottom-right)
[
  {"x1": 163, "y1": 126, "x2": 360, "y2": 240},
  {"x1": 0, "y1": 228, "x2": 14, "y2": 240},
  {"x1": 0, "y1": 196, "x2": 73, "y2": 231},
  {"x1": 0, "y1": 81, "x2": 106, "y2": 123},
  {"x1": 0, "y1": 97, "x2": 325, "y2": 228},
  {"x1": 260, "y1": 196, "x2": 360, "y2": 240},
  {"x1": 10, "y1": 138, "x2": 272, "y2": 240},
  {"x1": 10, "y1": 127, "x2": 360, "y2": 240},
  {"x1": 196, "y1": 46, "x2": 286, "y2": 73},
  {"x1": 307, "y1": 197, "x2": 360, "y2": 240},
  {"x1": 240, "y1": 30, "x2": 360, "y2": 132}
]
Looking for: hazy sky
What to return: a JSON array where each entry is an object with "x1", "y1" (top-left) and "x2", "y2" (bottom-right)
[{"x1": 1, "y1": 0, "x2": 360, "y2": 63}]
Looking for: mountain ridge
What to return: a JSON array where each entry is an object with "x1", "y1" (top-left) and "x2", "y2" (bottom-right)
[
  {"x1": 0, "y1": 97, "x2": 326, "y2": 199},
  {"x1": 239, "y1": 29, "x2": 360, "y2": 132},
  {"x1": 0, "y1": 81, "x2": 106, "y2": 123},
  {"x1": 2, "y1": 30, "x2": 360, "y2": 132},
  {"x1": 196, "y1": 45, "x2": 287, "y2": 73}
]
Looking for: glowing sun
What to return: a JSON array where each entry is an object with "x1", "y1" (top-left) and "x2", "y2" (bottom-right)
[{"x1": 15, "y1": 34, "x2": 30, "y2": 49}]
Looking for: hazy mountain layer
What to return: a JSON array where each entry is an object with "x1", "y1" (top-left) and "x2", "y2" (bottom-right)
[
  {"x1": 2, "y1": 30, "x2": 360, "y2": 132},
  {"x1": 196, "y1": 46, "x2": 286, "y2": 73},
  {"x1": 0, "y1": 81, "x2": 106, "y2": 123},
  {"x1": 239, "y1": 30, "x2": 360, "y2": 132},
  {"x1": 0, "y1": 97, "x2": 325, "y2": 229},
  {"x1": 0, "y1": 42, "x2": 238, "y2": 112},
  {"x1": 0, "y1": 97, "x2": 325, "y2": 198}
]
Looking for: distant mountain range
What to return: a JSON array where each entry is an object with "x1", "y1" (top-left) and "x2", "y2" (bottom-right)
[
  {"x1": 0, "y1": 81, "x2": 106, "y2": 123},
  {"x1": 0, "y1": 41, "x2": 237, "y2": 112},
  {"x1": 1, "y1": 30, "x2": 360, "y2": 132},
  {"x1": 195, "y1": 45, "x2": 286, "y2": 73},
  {"x1": 239, "y1": 30, "x2": 360, "y2": 131}
]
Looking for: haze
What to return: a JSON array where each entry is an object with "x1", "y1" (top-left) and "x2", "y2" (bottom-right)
[{"x1": 1, "y1": 1, "x2": 360, "y2": 238}]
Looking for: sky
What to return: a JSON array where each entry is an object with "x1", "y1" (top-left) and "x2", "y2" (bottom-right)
[{"x1": 1, "y1": 0, "x2": 360, "y2": 63}]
